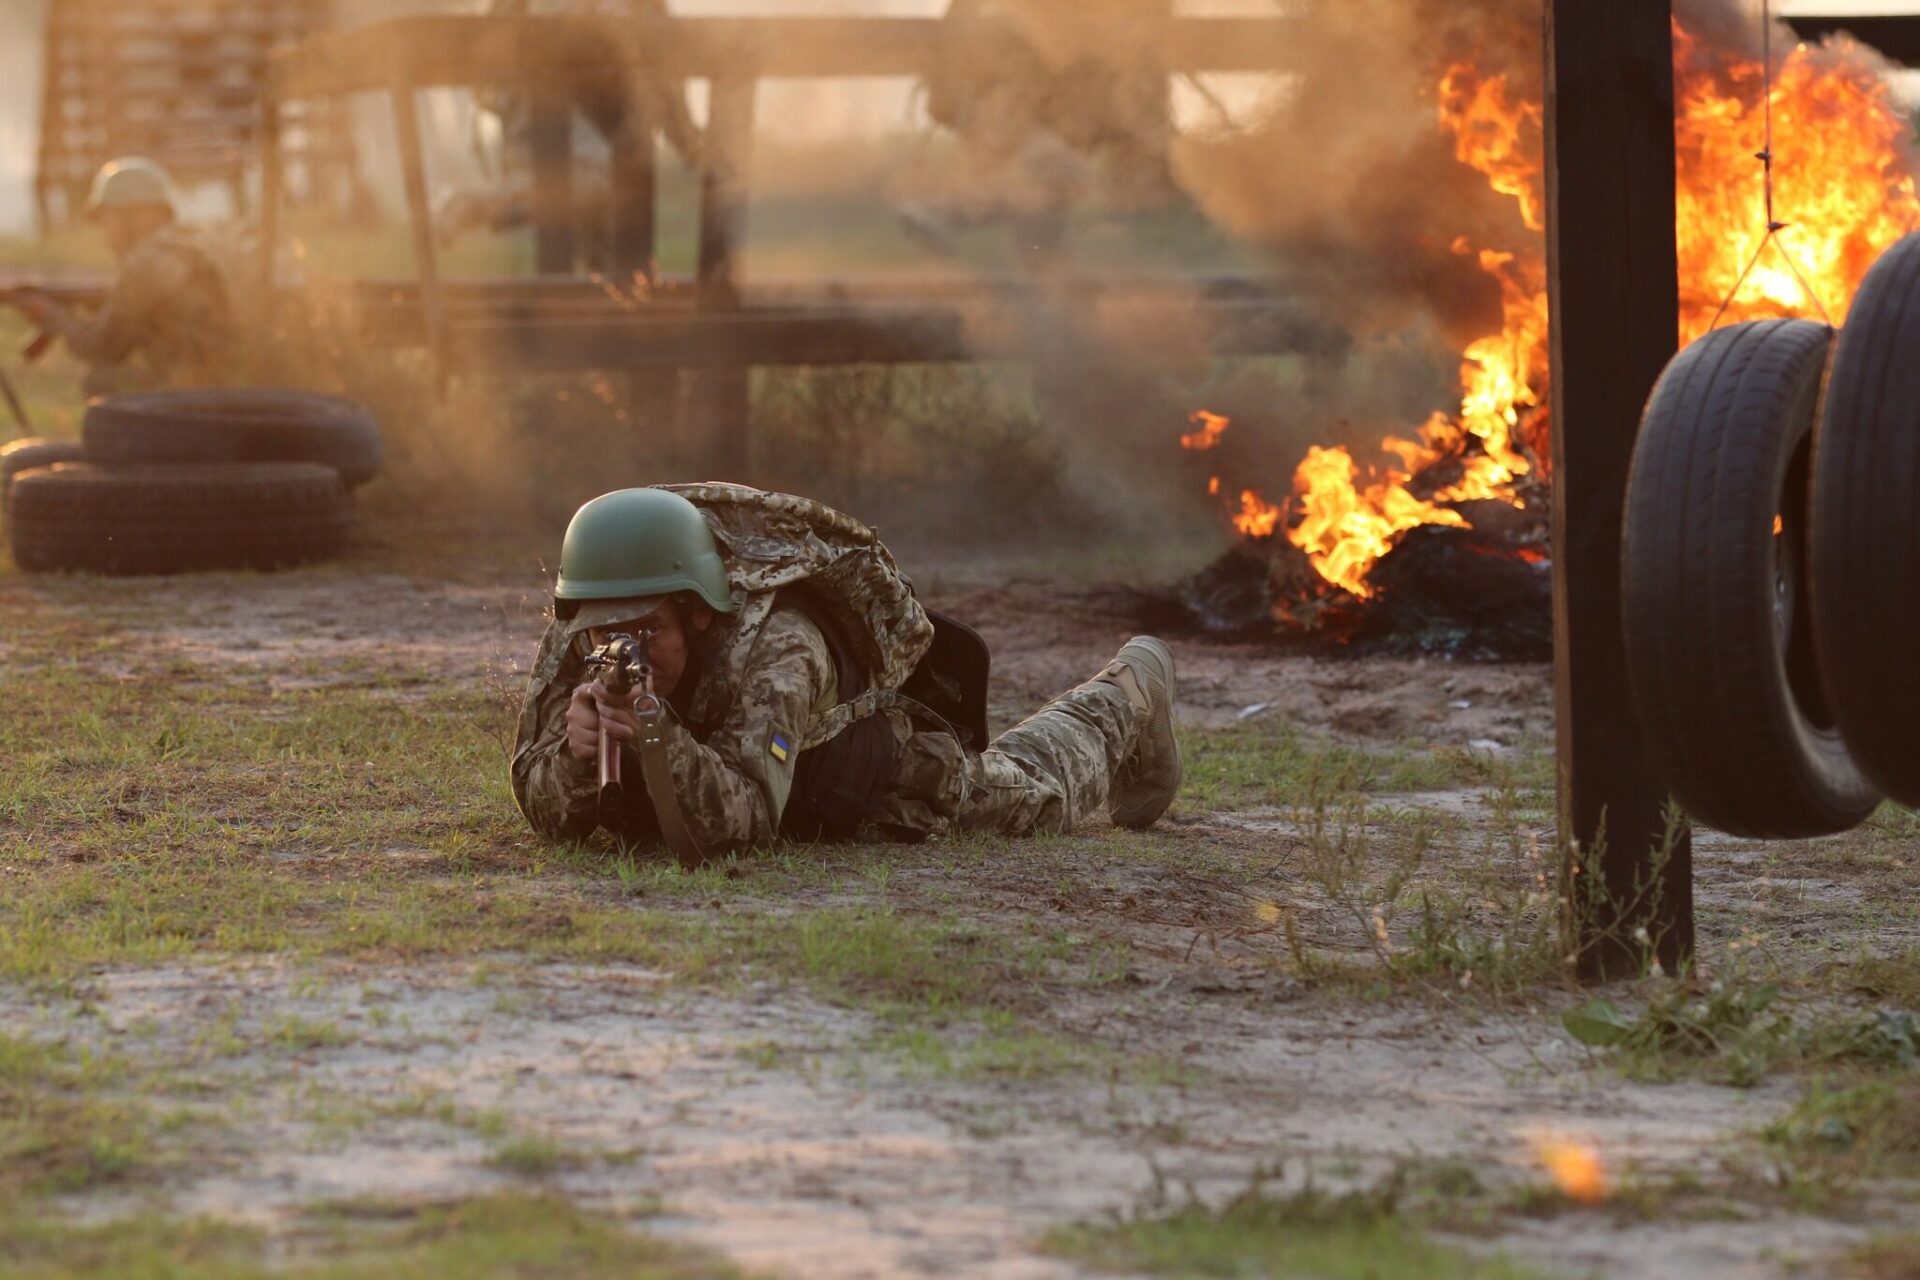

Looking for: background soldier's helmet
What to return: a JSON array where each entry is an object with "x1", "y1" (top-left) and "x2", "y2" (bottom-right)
[
  {"x1": 553, "y1": 488, "x2": 735, "y2": 616},
  {"x1": 85, "y1": 157, "x2": 178, "y2": 218}
]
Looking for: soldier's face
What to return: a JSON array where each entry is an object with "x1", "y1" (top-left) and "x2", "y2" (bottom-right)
[
  {"x1": 587, "y1": 598, "x2": 713, "y2": 699},
  {"x1": 100, "y1": 207, "x2": 168, "y2": 259}
]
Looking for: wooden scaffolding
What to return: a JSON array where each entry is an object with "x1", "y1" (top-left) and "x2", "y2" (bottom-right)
[{"x1": 35, "y1": 0, "x2": 360, "y2": 227}]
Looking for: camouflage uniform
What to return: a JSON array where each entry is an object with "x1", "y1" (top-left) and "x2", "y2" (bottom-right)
[
  {"x1": 51, "y1": 225, "x2": 232, "y2": 396},
  {"x1": 510, "y1": 606, "x2": 1140, "y2": 853}
]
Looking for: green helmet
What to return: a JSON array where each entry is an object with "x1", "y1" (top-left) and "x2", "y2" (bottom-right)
[
  {"x1": 86, "y1": 157, "x2": 177, "y2": 218},
  {"x1": 554, "y1": 488, "x2": 734, "y2": 616}
]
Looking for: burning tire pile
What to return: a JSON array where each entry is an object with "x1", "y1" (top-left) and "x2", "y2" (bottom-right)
[
  {"x1": 1, "y1": 390, "x2": 382, "y2": 575},
  {"x1": 1622, "y1": 230, "x2": 1920, "y2": 839}
]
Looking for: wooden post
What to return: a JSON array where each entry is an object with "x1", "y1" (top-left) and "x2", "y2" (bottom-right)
[
  {"x1": 610, "y1": 123, "x2": 657, "y2": 285},
  {"x1": 610, "y1": 112, "x2": 680, "y2": 460},
  {"x1": 529, "y1": 91, "x2": 576, "y2": 275},
  {"x1": 259, "y1": 97, "x2": 283, "y2": 301},
  {"x1": 689, "y1": 74, "x2": 758, "y2": 478},
  {"x1": 391, "y1": 78, "x2": 448, "y2": 389},
  {"x1": 1544, "y1": 0, "x2": 1693, "y2": 979}
]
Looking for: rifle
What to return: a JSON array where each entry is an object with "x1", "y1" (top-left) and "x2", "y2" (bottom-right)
[
  {"x1": 0, "y1": 359, "x2": 30, "y2": 434},
  {"x1": 584, "y1": 627, "x2": 705, "y2": 869},
  {"x1": 584, "y1": 629, "x2": 655, "y2": 805},
  {"x1": 0, "y1": 285, "x2": 78, "y2": 364}
]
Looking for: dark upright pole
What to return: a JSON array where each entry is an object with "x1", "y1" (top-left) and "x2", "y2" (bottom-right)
[
  {"x1": 689, "y1": 74, "x2": 758, "y2": 478},
  {"x1": 529, "y1": 91, "x2": 576, "y2": 274},
  {"x1": 1544, "y1": 0, "x2": 1693, "y2": 979},
  {"x1": 611, "y1": 113, "x2": 679, "y2": 461},
  {"x1": 259, "y1": 97, "x2": 283, "y2": 304},
  {"x1": 392, "y1": 79, "x2": 447, "y2": 391}
]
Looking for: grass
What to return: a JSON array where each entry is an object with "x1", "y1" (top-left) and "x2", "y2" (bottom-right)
[
  {"x1": 1764, "y1": 1077, "x2": 1920, "y2": 1181},
  {"x1": 875, "y1": 1010, "x2": 1187, "y2": 1083},
  {"x1": 0, "y1": 592, "x2": 1135, "y2": 1025},
  {"x1": 3, "y1": 369, "x2": 1918, "y2": 1277},
  {"x1": 1176, "y1": 720, "x2": 1552, "y2": 812},
  {"x1": 1844, "y1": 1233, "x2": 1920, "y2": 1279},
  {"x1": 1834, "y1": 949, "x2": 1920, "y2": 1007},
  {"x1": 485, "y1": 1134, "x2": 582, "y2": 1178},
  {"x1": 0, "y1": 1031, "x2": 151, "y2": 1198},
  {"x1": 1560, "y1": 976, "x2": 1919, "y2": 1087},
  {"x1": 0, "y1": 1193, "x2": 744, "y2": 1279},
  {"x1": 1045, "y1": 1176, "x2": 1548, "y2": 1280}
]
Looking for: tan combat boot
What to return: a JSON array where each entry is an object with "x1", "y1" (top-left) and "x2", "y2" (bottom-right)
[{"x1": 1097, "y1": 635, "x2": 1182, "y2": 829}]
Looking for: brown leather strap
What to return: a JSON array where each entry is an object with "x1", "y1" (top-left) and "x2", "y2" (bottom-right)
[{"x1": 634, "y1": 697, "x2": 706, "y2": 869}]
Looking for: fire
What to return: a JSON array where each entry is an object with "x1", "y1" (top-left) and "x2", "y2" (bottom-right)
[
  {"x1": 1183, "y1": 412, "x2": 1287, "y2": 539},
  {"x1": 1234, "y1": 488, "x2": 1284, "y2": 540},
  {"x1": 1674, "y1": 28, "x2": 1920, "y2": 341},
  {"x1": 1529, "y1": 1132, "x2": 1609, "y2": 1205},
  {"x1": 1182, "y1": 409, "x2": 1230, "y2": 450},
  {"x1": 1290, "y1": 445, "x2": 1465, "y2": 599},
  {"x1": 1189, "y1": 21, "x2": 1920, "y2": 602}
]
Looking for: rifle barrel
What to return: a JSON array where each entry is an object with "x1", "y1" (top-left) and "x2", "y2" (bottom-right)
[{"x1": 0, "y1": 359, "x2": 31, "y2": 434}]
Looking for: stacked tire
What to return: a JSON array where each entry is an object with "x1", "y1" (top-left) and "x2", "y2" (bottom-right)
[
  {"x1": 1622, "y1": 320, "x2": 1879, "y2": 838},
  {"x1": 1624, "y1": 227, "x2": 1920, "y2": 837},
  {"x1": 2, "y1": 390, "x2": 382, "y2": 575},
  {"x1": 1810, "y1": 233, "x2": 1920, "y2": 809}
]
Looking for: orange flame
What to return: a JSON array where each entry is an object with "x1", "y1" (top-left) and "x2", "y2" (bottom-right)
[
  {"x1": 1675, "y1": 28, "x2": 1920, "y2": 341},
  {"x1": 1531, "y1": 1133, "x2": 1609, "y2": 1205},
  {"x1": 1234, "y1": 488, "x2": 1284, "y2": 539},
  {"x1": 1182, "y1": 410, "x2": 1231, "y2": 450},
  {"x1": 1187, "y1": 22, "x2": 1920, "y2": 602}
]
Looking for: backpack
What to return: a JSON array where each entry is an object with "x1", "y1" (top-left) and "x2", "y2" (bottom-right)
[{"x1": 662, "y1": 485, "x2": 993, "y2": 839}]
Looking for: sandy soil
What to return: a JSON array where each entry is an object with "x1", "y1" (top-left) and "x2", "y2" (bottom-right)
[
  {"x1": 4, "y1": 562, "x2": 1906, "y2": 1279},
  {"x1": 2, "y1": 955, "x2": 1831, "y2": 1280}
]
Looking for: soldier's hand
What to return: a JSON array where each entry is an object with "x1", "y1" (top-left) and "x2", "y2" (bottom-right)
[{"x1": 564, "y1": 679, "x2": 640, "y2": 761}]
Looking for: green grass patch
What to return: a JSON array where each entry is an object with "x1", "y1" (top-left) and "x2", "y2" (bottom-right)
[
  {"x1": 1561, "y1": 979, "x2": 1919, "y2": 1087},
  {"x1": 1044, "y1": 1179, "x2": 1546, "y2": 1280},
  {"x1": 1841, "y1": 1231, "x2": 1920, "y2": 1279},
  {"x1": 876, "y1": 1010, "x2": 1183, "y2": 1083},
  {"x1": 0, "y1": 1193, "x2": 743, "y2": 1279},
  {"x1": 0, "y1": 1032, "x2": 150, "y2": 1198},
  {"x1": 485, "y1": 1134, "x2": 582, "y2": 1178},
  {"x1": 1764, "y1": 1077, "x2": 1920, "y2": 1181},
  {"x1": 1176, "y1": 722, "x2": 1551, "y2": 813},
  {"x1": 1834, "y1": 950, "x2": 1920, "y2": 1007}
]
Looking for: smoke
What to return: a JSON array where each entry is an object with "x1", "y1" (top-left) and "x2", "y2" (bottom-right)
[
  {"x1": 1173, "y1": 0, "x2": 1769, "y2": 347},
  {"x1": 1172, "y1": 0, "x2": 1542, "y2": 352}
]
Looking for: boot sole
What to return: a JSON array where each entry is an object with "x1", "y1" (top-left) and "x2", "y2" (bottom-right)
[{"x1": 1111, "y1": 636, "x2": 1182, "y2": 829}]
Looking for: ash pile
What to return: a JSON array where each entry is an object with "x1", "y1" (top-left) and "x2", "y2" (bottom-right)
[{"x1": 1167, "y1": 491, "x2": 1553, "y2": 664}]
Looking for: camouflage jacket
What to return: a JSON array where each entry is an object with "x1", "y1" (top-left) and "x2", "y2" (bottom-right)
[
  {"x1": 54, "y1": 225, "x2": 232, "y2": 386},
  {"x1": 510, "y1": 605, "x2": 841, "y2": 853}
]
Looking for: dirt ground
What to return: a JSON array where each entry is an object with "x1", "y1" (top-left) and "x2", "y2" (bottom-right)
[{"x1": 3, "y1": 554, "x2": 1916, "y2": 1279}]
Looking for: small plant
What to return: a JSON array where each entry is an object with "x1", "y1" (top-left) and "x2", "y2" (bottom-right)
[
  {"x1": 1565, "y1": 980, "x2": 1919, "y2": 1086},
  {"x1": 485, "y1": 1134, "x2": 577, "y2": 1178},
  {"x1": 1044, "y1": 1163, "x2": 1545, "y2": 1279},
  {"x1": 1764, "y1": 1077, "x2": 1920, "y2": 1179}
]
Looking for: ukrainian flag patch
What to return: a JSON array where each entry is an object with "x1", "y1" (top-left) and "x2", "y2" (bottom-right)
[{"x1": 769, "y1": 732, "x2": 792, "y2": 762}]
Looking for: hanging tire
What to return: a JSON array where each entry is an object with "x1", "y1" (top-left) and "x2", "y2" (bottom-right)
[
  {"x1": 1622, "y1": 319, "x2": 1880, "y2": 838},
  {"x1": 1, "y1": 438, "x2": 87, "y2": 513},
  {"x1": 6, "y1": 462, "x2": 351, "y2": 575},
  {"x1": 83, "y1": 390, "x2": 384, "y2": 488},
  {"x1": 1812, "y1": 231, "x2": 1920, "y2": 807}
]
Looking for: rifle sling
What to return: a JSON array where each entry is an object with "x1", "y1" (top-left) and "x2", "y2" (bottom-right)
[{"x1": 634, "y1": 701, "x2": 706, "y2": 869}]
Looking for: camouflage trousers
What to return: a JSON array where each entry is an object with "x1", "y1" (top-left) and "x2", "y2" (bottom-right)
[{"x1": 873, "y1": 678, "x2": 1140, "y2": 839}]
